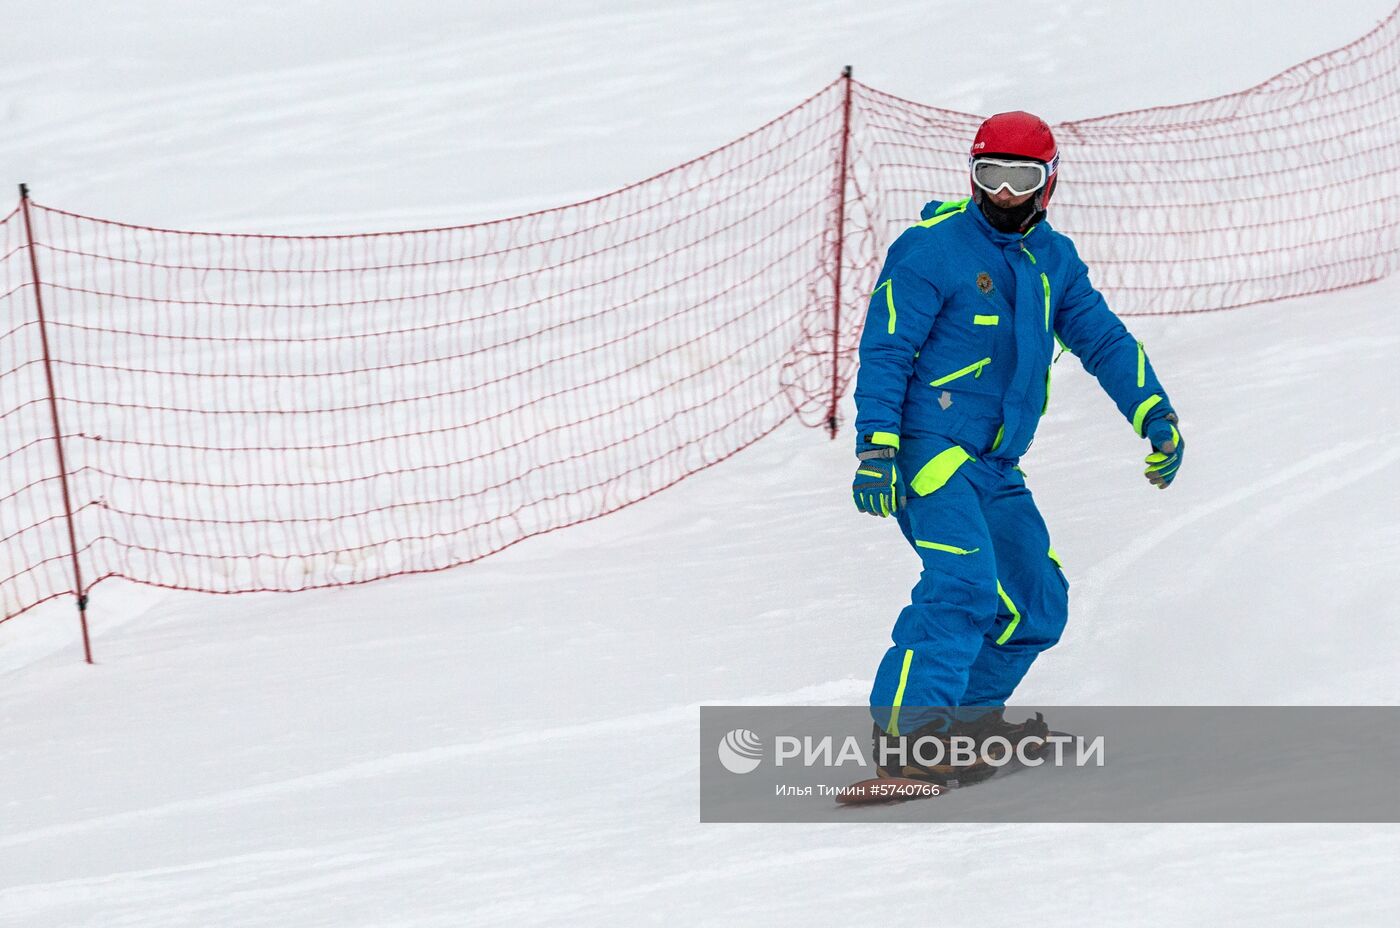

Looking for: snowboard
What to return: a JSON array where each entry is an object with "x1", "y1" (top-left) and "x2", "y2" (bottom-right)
[{"x1": 835, "y1": 731, "x2": 1072, "y2": 806}]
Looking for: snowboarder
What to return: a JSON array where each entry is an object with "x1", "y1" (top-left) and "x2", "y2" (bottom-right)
[{"x1": 850, "y1": 111, "x2": 1183, "y2": 783}]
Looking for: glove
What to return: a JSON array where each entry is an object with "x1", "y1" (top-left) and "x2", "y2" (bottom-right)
[
  {"x1": 853, "y1": 434, "x2": 904, "y2": 517},
  {"x1": 1144, "y1": 413, "x2": 1183, "y2": 489}
]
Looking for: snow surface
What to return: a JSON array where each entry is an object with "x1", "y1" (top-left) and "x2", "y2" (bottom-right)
[{"x1": 2, "y1": 1, "x2": 1399, "y2": 925}]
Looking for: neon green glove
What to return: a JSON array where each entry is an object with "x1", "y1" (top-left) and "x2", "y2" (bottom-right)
[
  {"x1": 1144, "y1": 414, "x2": 1183, "y2": 489},
  {"x1": 853, "y1": 434, "x2": 904, "y2": 517}
]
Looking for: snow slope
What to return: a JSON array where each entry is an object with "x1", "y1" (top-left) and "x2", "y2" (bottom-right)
[{"x1": 2, "y1": 1, "x2": 1398, "y2": 926}]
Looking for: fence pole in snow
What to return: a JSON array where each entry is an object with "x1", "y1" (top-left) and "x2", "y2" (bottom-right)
[
  {"x1": 826, "y1": 65, "x2": 854, "y2": 439},
  {"x1": 18, "y1": 184, "x2": 93, "y2": 664}
]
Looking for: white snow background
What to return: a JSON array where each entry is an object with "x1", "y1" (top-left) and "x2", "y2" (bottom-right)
[{"x1": 2, "y1": 0, "x2": 1399, "y2": 925}]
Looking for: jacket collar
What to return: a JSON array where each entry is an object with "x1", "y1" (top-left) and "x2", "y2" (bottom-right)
[{"x1": 966, "y1": 195, "x2": 1046, "y2": 248}]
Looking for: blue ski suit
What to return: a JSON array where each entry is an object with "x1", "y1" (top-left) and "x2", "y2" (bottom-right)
[{"x1": 854, "y1": 197, "x2": 1175, "y2": 735}]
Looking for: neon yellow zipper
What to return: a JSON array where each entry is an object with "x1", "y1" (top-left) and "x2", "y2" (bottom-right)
[
  {"x1": 915, "y1": 540, "x2": 980, "y2": 555},
  {"x1": 874, "y1": 279, "x2": 895, "y2": 335},
  {"x1": 1136, "y1": 340, "x2": 1146, "y2": 387},
  {"x1": 930, "y1": 357, "x2": 991, "y2": 387},
  {"x1": 1020, "y1": 245, "x2": 1050, "y2": 329}
]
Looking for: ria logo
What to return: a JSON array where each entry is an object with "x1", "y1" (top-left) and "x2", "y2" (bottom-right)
[{"x1": 717, "y1": 729, "x2": 763, "y2": 774}]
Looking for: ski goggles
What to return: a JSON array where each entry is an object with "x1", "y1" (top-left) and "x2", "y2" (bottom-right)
[{"x1": 969, "y1": 156, "x2": 1055, "y2": 196}]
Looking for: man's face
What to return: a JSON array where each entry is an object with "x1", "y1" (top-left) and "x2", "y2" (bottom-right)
[{"x1": 970, "y1": 156, "x2": 1046, "y2": 209}]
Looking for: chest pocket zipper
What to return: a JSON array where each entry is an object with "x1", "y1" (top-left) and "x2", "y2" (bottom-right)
[{"x1": 930, "y1": 357, "x2": 991, "y2": 387}]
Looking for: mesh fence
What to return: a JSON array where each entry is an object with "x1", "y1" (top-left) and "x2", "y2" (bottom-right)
[
  {"x1": 852, "y1": 6, "x2": 1400, "y2": 316},
  {"x1": 3, "y1": 5, "x2": 1399, "y2": 630},
  {"x1": 4, "y1": 83, "x2": 848, "y2": 615}
]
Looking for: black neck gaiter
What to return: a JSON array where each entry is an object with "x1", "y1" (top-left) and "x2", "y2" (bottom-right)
[{"x1": 978, "y1": 195, "x2": 1044, "y2": 234}]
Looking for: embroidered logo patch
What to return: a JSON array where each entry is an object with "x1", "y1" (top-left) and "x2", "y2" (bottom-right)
[{"x1": 976, "y1": 272, "x2": 994, "y2": 294}]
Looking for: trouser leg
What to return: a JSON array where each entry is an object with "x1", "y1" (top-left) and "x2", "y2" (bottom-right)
[
  {"x1": 959, "y1": 474, "x2": 1069, "y2": 708},
  {"x1": 870, "y1": 472, "x2": 998, "y2": 734}
]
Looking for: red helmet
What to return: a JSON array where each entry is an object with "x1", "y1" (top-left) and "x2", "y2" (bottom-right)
[{"x1": 970, "y1": 111, "x2": 1059, "y2": 211}]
